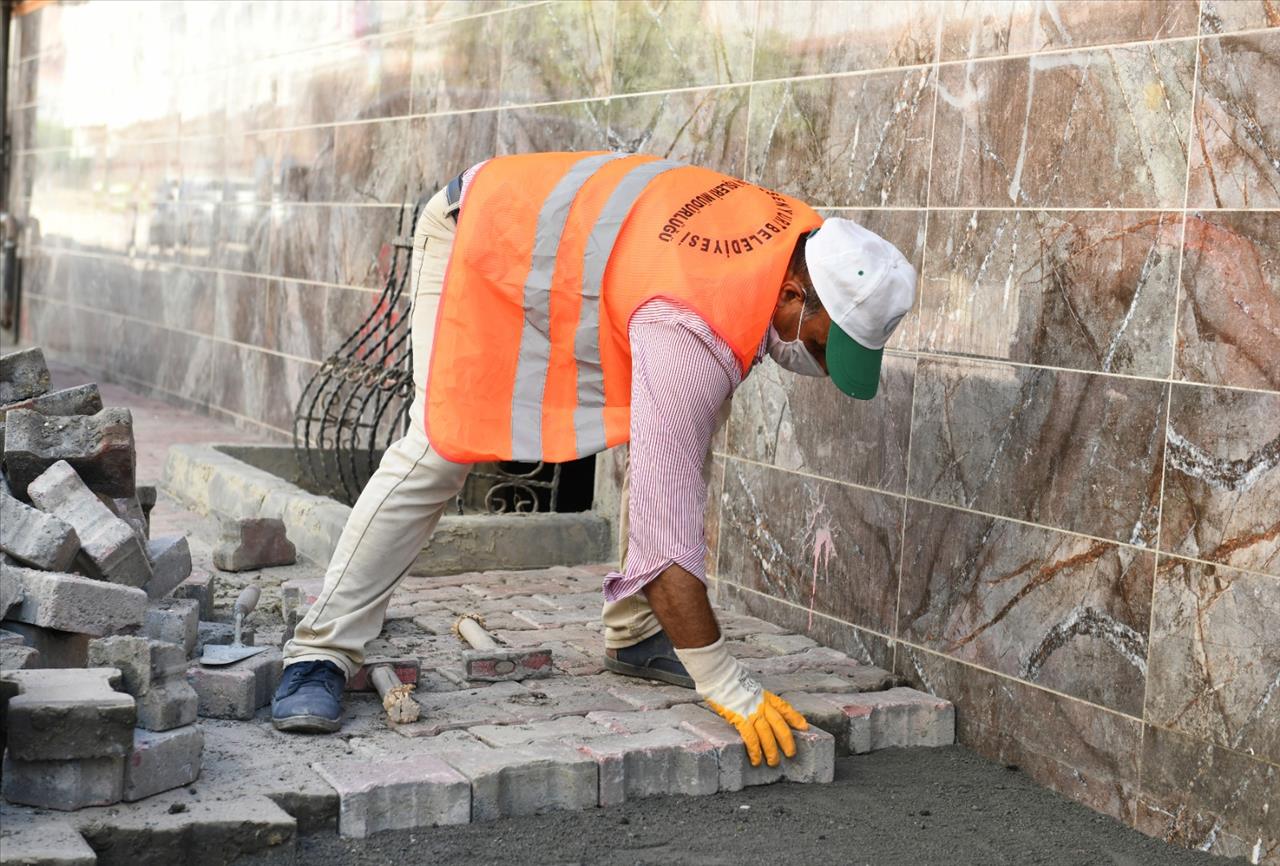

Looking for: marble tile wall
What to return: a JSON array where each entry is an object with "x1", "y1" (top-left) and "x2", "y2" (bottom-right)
[{"x1": 9, "y1": 2, "x2": 1278, "y2": 858}]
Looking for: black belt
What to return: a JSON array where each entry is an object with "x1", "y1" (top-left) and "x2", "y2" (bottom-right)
[{"x1": 444, "y1": 171, "x2": 464, "y2": 222}]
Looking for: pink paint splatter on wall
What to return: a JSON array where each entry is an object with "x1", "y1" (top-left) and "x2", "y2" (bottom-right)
[{"x1": 803, "y1": 498, "x2": 836, "y2": 629}]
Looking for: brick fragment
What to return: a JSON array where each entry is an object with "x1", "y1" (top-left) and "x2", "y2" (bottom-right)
[
  {"x1": 1, "y1": 752, "x2": 124, "y2": 810},
  {"x1": 26, "y1": 461, "x2": 151, "y2": 587},
  {"x1": 577, "y1": 728, "x2": 717, "y2": 806},
  {"x1": 187, "y1": 648, "x2": 281, "y2": 720},
  {"x1": 314, "y1": 754, "x2": 471, "y2": 838},
  {"x1": 4, "y1": 408, "x2": 137, "y2": 497},
  {"x1": 0, "y1": 485, "x2": 80, "y2": 571},
  {"x1": 830, "y1": 687, "x2": 956, "y2": 753},
  {"x1": 144, "y1": 535, "x2": 193, "y2": 599},
  {"x1": 123, "y1": 725, "x2": 204, "y2": 801},
  {"x1": 1, "y1": 667, "x2": 135, "y2": 761},
  {"x1": 172, "y1": 568, "x2": 216, "y2": 619},
  {"x1": 1, "y1": 561, "x2": 147, "y2": 636},
  {"x1": 440, "y1": 745, "x2": 597, "y2": 821},
  {"x1": 0, "y1": 382, "x2": 103, "y2": 420},
  {"x1": 0, "y1": 622, "x2": 90, "y2": 667},
  {"x1": 213, "y1": 517, "x2": 296, "y2": 572},
  {"x1": 0, "y1": 347, "x2": 51, "y2": 404},
  {"x1": 144, "y1": 597, "x2": 199, "y2": 657}
]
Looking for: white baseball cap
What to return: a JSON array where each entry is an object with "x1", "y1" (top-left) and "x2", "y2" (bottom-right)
[{"x1": 805, "y1": 218, "x2": 916, "y2": 399}]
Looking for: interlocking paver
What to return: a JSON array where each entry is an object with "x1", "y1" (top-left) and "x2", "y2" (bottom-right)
[
  {"x1": 314, "y1": 754, "x2": 471, "y2": 838},
  {"x1": 578, "y1": 728, "x2": 718, "y2": 806},
  {"x1": 439, "y1": 746, "x2": 597, "y2": 821}
]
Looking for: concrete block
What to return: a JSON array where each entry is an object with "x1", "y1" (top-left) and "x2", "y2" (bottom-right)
[
  {"x1": 196, "y1": 620, "x2": 255, "y2": 657},
  {"x1": 440, "y1": 745, "x2": 596, "y2": 821},
  {"x1": 187, "y1": 648, "x2": 281, "y2": 720},
  {"x1": 0, "y1": 622, "x2": 90, "y2": 668},
  {"x1": 26, "y1": 461, "x2": 150, "y2": 587},
  {"x1": 143, "y1": 598, "x2": 199, "y2": 657},
  {"x1": 172, "y1": 569, "x2": 216, "y2": 620},
  {"x1": 2, "y1": 667, "x2": 136, "y2": 760},
  {"x1": 143, "y1": 535, "x2": 191, "y2": 600},
  {"x1": 832, "y1": 687, "x2": 956, "y2": 753},
  {"x1": 0, "y1": 382, "x2": 103, "y2": 421},
  {"x1": 5, "y1": 408, "x2": 137, "y2": 498},
  {"x1": 212, "y1": 517, "x2": 296, "y2": 572},
  {"x1": 123, "y1": 725, "x2": 204, "y2": 801},
  {"x1": 2, "y1": 752, "x2": 124, "y2": 810},
  {"x1": 0, "y1": 642, "x2": 41, "y2": 670},
  {"x1": 577, "y1": 728, "x2": 718, "y2": 806},
  {"x1": 666, "y1": 703, "x2": 835, "y2": 790},
  {"x1": 136, "y1": 677, "x2": 199, "y2": 731},
  {"x1": 2, "y1": 561, "x2": 147, "y2": 636},
  {"x1": 0, "y1": 486, "x2": 80, "y2": 571},
  {"x1": 0, "y1": 347, "x2": 50, "y2": 404},
  {"x1": 314, "y1": 754, "x2": 471, "y2": 838},
  {"x1": 0, "y1": 812, "x2": 97, "y2": 865}
]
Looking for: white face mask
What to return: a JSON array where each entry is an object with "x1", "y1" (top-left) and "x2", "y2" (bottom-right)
[{"x1": 767, "y1": 290, "x2": 826, "y2": 377}]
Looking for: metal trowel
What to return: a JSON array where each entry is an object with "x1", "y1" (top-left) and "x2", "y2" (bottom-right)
[{"x1": 200, "y1": 585, "x2": 268, "y2": 666}]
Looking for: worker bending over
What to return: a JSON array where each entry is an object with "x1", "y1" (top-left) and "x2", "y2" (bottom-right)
[{"x1": 273, "y1": 152, "x2": 916, "y2": 767}]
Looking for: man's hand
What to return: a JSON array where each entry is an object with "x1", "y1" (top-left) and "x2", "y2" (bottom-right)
[
  {"x1": 674, "y1": 637, "x2": 810, "y2": 767},
  {"x1": 708, "y1": 691, "x2": 809, "y2": 767}
]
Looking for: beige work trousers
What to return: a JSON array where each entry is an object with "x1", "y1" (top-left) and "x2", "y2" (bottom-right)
[{"x1": 283, "y1": 187, "x2": 659, "y2": 678}]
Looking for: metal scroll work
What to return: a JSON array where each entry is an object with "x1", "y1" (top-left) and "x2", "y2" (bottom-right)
[{"x1": 292, "y1": 196, "x2": 562, "y2": 514}]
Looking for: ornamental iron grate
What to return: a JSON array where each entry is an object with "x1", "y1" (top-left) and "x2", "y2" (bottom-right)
[{"x1": 292, "y1": 196, "x2": 562, "y2": 514}]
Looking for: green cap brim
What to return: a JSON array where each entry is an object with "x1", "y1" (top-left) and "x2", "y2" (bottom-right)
[{"x1": 826, "y1": 323, "x2": 882, "y2": 399}]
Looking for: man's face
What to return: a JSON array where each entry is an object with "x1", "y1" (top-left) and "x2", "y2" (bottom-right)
[{"x1": 772, "y1": 277, "x2": 832, "y2": 374}]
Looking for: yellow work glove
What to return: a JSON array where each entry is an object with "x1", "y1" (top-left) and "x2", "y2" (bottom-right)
[{"x1": 674, "y1": 637, "x2": 809, "y2": 767}]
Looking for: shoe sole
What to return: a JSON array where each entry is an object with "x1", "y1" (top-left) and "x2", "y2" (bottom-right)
[
  {"x1": 604, "y1": 655, "x2": 695, "y2": 689},
  {"x1": 272, "y1": 713, "x2": 342, "y2": 734}
]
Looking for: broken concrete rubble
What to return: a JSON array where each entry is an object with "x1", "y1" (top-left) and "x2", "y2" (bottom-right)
[{"x1": 213, "y1": 517, "x2": 296, "y2": 572}]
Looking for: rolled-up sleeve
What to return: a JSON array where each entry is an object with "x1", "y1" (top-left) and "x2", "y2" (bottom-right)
[{"x1": 601, "y1": 308, "x2": 737, "y2": 602}]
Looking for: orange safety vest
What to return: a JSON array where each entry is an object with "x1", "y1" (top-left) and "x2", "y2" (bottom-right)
[{"x1": 425, "y1": 152, "x2": 822, "y2": 464}]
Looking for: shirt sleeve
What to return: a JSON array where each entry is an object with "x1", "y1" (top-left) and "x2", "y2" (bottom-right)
[{"x1": 601, "y1": 314, "x2": 735, "y2": 602}]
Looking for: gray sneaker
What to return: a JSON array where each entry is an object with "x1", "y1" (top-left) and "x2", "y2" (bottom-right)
[{"x1": 604, "y1": 630, "x2": 695, "y2": 689}]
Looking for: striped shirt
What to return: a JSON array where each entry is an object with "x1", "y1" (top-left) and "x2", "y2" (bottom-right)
[{"x1": 458, "y1": 163, "x2": 769, "y2": 602}]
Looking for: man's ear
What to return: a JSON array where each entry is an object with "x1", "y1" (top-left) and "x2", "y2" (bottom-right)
[{"x1": 777, "y1": 277, "x2": 806, "y2": 305}]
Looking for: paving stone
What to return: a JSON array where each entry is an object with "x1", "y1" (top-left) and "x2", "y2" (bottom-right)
[
  {"x1": 106, "y1": 495, "x2": 149, "y2": 543},
  {"x1": 26, "y1": 461, "x2": 150, "y2": 587},
  {"x1": 74, "y1": 792, "x2": 296, "y2": 866},
  {"x1": 0, "y1": 642, "x2": 40, "y2": 670},
  {"x1": 2, "y1": 667, "x2": 136, "y2": 761},
  {"x1": 0, "y1": 486, "x2": 80, "y2": 571},
  {"x1": 717, "y1": 612, "x2": 787, "y2": 638},
  {"x1": 212, "y1": 517, "x2": 296, "y2": 572},
  {"x1": 313, "y1": 754, "x2": 471, "y2": 838},
  {"x1": 394, "y1": 681, "x2": 528, "y2": 738},
  {"x1": 605, "y1": 678, "x2": 703, "y2": 711},
  {"x1": 830, "y1": 687, "x2": 956, "y2": 753},
  {"x1": 501, "y1": 678, "x2": 633, "y2": 722},
  {"x1": 280, "y1": 576, "x2": 325, "y2": 608},
  {"x1": 666, "y1": 703, "x2": 836, "y2": 790},
  {"x1": 0, "y1": 811, "x2": 97, "y2": 865},
  {"x1": 143, "y1": 598, "x2": 198, "y2": 657},
  {"x1": 777, "y1": 691, "x2": 850, "y2": 743},
  {"x1": 0, "y1": 347, "x2": 51, "y2": 404},
  {"x1": 0, "y1": 622, "x2": 90, "y2": 668},
  {"x1": 743, "y1": 632, "x2": 819, "y2": 655},
  {"x1": 5, "y1": 408, "x2": 137, "y2": 498},
  {"x1": 1, "y1": 561, "x2": 147, "y2": 636},
  {"x1": 123, "y1": 725, "x2": 204, "y2": 801},
  {"x1": 0, "y1": 556, "x2": 22, "y2": 618},
  {"x1": 0, "y1": 627, "x2": 22, "y2": 644},
  {"x1": 468, "y1": 715, "x2": 610, "y2": 748},
  {"x1": 760, "y1": 670, "x2": 877, "y2": 694},
  {"x1": 136, "y1": 484, "x2": 157, "y2": 532},
  {"x1": 439, "y1": 745, "x2": 597, "y2": 821},
  {"x1": 172, "y1": 569, "x2": 216, "y2": 620},
  {"x1": 143, "y1": 535, "x2": 192, "y2": 600},
  {"x1": 0, "y1": 383, "x2": 103, "y2": 422},
  {"x1": 135, "y1": 677, "x2": 199, "y2": 731},
  {"x1": 87, "y1": 634, "x2": 153, "y2": 695},
  {"x1": 577, "y1": 728, "x2": 718, "y2": 806},
  {"x1": 186, "y1": 648, "x2": 281, "y2": 720},
  {"x1": 1, "y1": 752, "x2": 125, "y2": 810},
  {"x1": 511, "y1": 607, "x2": 598, "y2": 628}
]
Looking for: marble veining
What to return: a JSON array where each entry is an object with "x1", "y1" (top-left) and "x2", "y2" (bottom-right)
[{"x1": 612, "y1": 0, "x2": 755, "y2": 94}]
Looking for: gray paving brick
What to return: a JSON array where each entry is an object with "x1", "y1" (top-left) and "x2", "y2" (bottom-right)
[
  {"x1": 578, "y1": 728, "x2": 718, "y2": 806},
  {"x1": 123, "y1": 725, "x2": 204, "y2": 801},
  {"x1": 5, "y1": 408, "x2": 137, "y2": 498},
  {"x1": 501, "y1": 678, "x2": 633, "y2": 722},
  {"x1": 0, "y1": 811, "x2": 97, "y2": 865},
  {"x1": 0, "y1": 486, "x2": 79, "y2": 571},
  {"x1": 314, "y1": 754, "x2": 471, "y2": 838},
  {"x1": 1, "y1": 752, "x2": 125, "y2": 810},
  {"x1": 0, "y1": 347, "x2": 51, "y2": 404},
  {"x1": 26, "y1": 461, "x2": 150, "y2": 587},
  {"x1": 831, "y1": 687, "x2": 956, "y2": 753},
  {"x1": 439, "y1": 745, "x2": 597, "y2": 821},
  {"x1": 0, "y1": 642, "x2": 40, "y2": 670},
  {"x1": 135, "y1": 676, "x2": 199, "y2": 731},
  {"x1": 468, "y1": 715, "x2": 610, "y2": 748},
  {"x1": 172, "y1": 569, "x2": 216, "y2": 619},
  {"x1": 0, "y1": 382, "x2": 103, "y2": 421},
  {"x1": 143, "y1": 536, "x2": 192, "y2": 600},
  {"x1": 212, "y1": 517, "x2": 296, "y2": 572},
  {"x1": 394, "y1": 681, "x2": 527, "y2": 737},
  {"x1": 0, "y1": 622, "x2": 90, "y2": 668},
  {"x1": 1, "y1": 561, "x2": 147, "y2": 636},
  {"x1": 88, "y1": 635, "x2": 153, "y2": 695},
  {"x1": 186, "y1": 648, "x2": 281, "y2": 720},
  {"x1": 143, "y1": 598, "x2": 198, "y2": 657},
  {"x1": 2, "y1": 667, "x2": 135, "y2": 761},
  {"x1": 667, "y1": 703, "x2": 835, "y2": 790}
]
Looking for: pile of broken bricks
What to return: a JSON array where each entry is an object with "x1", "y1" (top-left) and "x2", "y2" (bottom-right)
[{"x1": 0, "y1": 347, "x2": 299, "y2": 813}]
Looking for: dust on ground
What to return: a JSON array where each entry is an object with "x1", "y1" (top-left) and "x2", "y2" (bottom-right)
[{"x1": 236, "y1": 746, "x2": 1233, "y2": 866}]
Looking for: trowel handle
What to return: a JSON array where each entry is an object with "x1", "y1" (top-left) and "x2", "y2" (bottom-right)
[{"x1": 234, "y1": 586, "x2": 261, "y2": 616}]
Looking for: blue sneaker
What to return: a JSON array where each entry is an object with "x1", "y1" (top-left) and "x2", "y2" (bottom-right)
[
  {"x1": 272, "y1": 660, "x2": 345, "y2": 733},
  {"x1": 604, "y1": 630, "x2": 695, "y2": 689}
]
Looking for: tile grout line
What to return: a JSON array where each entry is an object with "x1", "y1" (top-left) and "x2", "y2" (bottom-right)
[
  {"x1": 713, "y1": 450, "x2": 1280, "y2": 585},
  {"x1": 721, "y1": 577, "x2": 1280, "y2": 772},
  {"x1": 1137, "y1": 5, "x2": 1207, "y2": 808}
]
